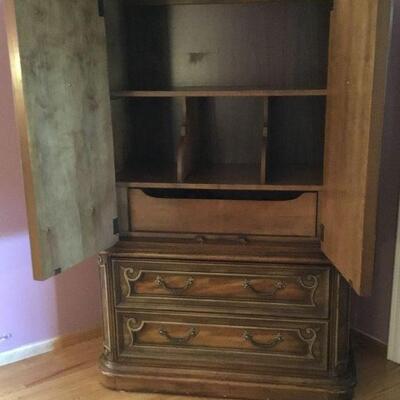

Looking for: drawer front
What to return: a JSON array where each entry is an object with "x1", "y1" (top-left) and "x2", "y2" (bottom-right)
[
  {"x1": 113, "y1": 259, "x2": 330, "y2": 319},
  {"x1": 117, "y1": 311, "x2": 328, "y2": 372},
  {"x1": 129, "y1": 189, "x2": 317, "y2": 237}
]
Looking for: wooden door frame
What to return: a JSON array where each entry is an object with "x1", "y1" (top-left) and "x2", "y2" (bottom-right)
[{"x1": 388, "y1": 198, "x2": 400, "y2": 363}]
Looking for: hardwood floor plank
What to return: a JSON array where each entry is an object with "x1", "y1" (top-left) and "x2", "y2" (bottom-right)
[{"x1": 0, "y1": 337, "x2": 399, "y2": 399}]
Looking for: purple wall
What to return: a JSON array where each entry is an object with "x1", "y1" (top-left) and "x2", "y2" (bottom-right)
[
  {"x1": 0, "y1": 1, "x2": 102, "y2": 353},
  {"x1": 352, "y1": 0, "x2": 400, "y2": 344}
]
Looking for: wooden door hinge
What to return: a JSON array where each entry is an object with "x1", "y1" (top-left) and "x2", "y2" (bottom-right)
[{"x1": 98, "y1": 0, "x2": 104, "y2": 17}]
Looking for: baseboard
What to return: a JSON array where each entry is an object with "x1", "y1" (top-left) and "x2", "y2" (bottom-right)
[
  {"x1": 351, "y1": 328, "x2": 388, "y2": 357},
  {"x1": 0, "y1": 327, "x2": 102, "y2": 367}
]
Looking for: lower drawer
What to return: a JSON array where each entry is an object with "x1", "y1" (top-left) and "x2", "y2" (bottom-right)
[{"x1": 117, "y1": 311, "x2": 329, "y2": 373}]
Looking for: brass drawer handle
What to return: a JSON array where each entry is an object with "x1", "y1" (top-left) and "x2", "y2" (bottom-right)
[
  {"x1": 243, "y1": 331, "x2": 284, "y2": 349},
  {"x1": 155, "y1": 275, "x2": 194, "y2": 295},
  {"x1": 159, "y1": 327, "x2": 198, "y2": 345},
  {"x1": 243, "y1": 279, "x2": 287, "y2": 298}
]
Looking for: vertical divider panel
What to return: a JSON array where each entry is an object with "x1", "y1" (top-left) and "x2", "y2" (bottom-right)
[
  {"x1": 177, "y1": 97, "x2": 188, "y2": 182},
  {"x1": 177, "y1": 97, "x2": 200, "y2": 182},
  {"x1": 260, "y1": 97, "x2": 269, "y2": 184}
]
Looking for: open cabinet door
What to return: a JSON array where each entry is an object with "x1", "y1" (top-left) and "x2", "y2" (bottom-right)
[
  {"x1": 321, "y1": 0, "x2": 393, "y2": 295},
  {"x1": 5, "y1": 0, "x2": 118, "y2": 280}
]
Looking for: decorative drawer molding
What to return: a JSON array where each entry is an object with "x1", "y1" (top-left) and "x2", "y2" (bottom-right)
[
  {"x1": 117, "y1": 311, "x2": 328, "y2": 373},
  {"x1": 113, "y1": 259, "x2": 330, "y2": 319}
]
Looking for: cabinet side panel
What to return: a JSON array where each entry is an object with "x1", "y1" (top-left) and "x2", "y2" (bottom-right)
[
  {"x1": 5, "y1": 0, "x2": 118, "y2": 279},
  {"x1": 321, "y1": 0, "x2": 392, "y2": 295},
  {"x1": 99, "y1": 253, "x2": 118, "y2": 362}
]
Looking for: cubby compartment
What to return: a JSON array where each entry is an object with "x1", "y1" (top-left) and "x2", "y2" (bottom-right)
[
  {"x1": 266, "y1": 97, "x2": 326, "y2": 185},
  {"x1": 108, "y1": 1, "x2": 330, "y2": 191},
  {"x1": 114, "y1": 98, "x2": 182, "y2": 182},
  {"x1": 128, "y1": 189, "x2": 317, "y2": 237},
  {"x1": 182, "y1": 97, "x2": 264, "y2": 184}
]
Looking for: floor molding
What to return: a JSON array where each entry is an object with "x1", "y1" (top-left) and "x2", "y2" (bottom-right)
[
  {"x1": 0, "y1": 327, "x2": 102, "y2": 367},
  {"x1": 351, "y1": 328, "x2": 388, "y2": 357}
]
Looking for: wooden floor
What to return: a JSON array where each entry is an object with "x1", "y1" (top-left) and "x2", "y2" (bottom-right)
[{"x1": 0, "y1": 337, "x2": 398, "y2": 400}]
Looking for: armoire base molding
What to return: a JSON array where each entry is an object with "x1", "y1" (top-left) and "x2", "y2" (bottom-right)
[{"x1": 100, "y1": 357, "x2": 356, "y2": 400}]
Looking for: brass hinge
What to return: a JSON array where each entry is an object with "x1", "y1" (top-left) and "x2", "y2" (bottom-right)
[
  {"x1": 98, "y1": 0, "x2": 104, "y2": 17},
  {"x1": 113, "y1": 217, "x2": 119, "y2": 235},
  {"x1": 320, "y1": 224, "x2": 325, "y2": 242}
]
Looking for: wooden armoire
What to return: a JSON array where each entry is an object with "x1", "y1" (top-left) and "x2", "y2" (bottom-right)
[{"x1": 5, "y1": 0, "x2": 393, "y2": 399}]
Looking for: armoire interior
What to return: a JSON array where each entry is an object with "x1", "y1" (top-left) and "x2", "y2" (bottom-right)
[{"x1": 106, "y1": 1, "x2": 330, "y2": 202}]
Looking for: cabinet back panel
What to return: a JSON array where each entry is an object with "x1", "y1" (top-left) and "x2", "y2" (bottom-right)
[
  {"x1": 127, "y1": 98, "x2": 182, "y2": 166},
  {"x1": 123, "y1": 1, "x2": 331, "y2": 89},
  {"x1": 195, "y1": 98, "x2": 263, "y2": 165}
]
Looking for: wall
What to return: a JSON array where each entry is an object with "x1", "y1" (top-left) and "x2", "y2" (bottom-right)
[
  {"x1": 0, "y1": 0, "x2": 102, "y2": 354},
  {"x1": 351, "y1": 0, "x2": 400, "y2": 344}
]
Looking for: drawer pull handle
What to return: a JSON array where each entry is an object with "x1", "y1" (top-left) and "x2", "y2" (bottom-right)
[
  {"x1": 159, "y1": 327, "x2": 198, "y2": 344},
  {"x1": 243, "y1": 279, "x2": 287, "y2": 298},
  {"x1": 155, "y1": 275, "x2": 194, "y2": 295},
  {"x1": 243, "y1": 331, "x2": 284, "y2": 349}
]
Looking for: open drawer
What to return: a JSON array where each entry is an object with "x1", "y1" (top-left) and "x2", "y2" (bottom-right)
[{"x1": 127, "y1": 189, "x2": 317, "y2": 237}]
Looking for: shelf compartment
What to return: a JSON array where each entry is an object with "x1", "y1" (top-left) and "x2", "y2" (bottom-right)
[
  {"x1": 114, "y1": 98, "x2": 182, "y2": 183},
  {"x1": 129, "y1": 189, "x2": 318, "y2": 237},
  {"x1": 117, "y1": 164, "x2": 178, "y2": 184},
  {"x1": 266, "y1": 97, "x2": 326, "y2": 186},
  {"x1": 112, "y1": 2, "x2": 331, "y2": 90},
  {"x1": 180, "y1": 97, "x2": 264, "y2": 184},
  {"x1": 112, "y1": 88, "x2": 327, "y2": 98},
  {"x1": 185, "y1": 163, "x2": 261, "y2": 185}
]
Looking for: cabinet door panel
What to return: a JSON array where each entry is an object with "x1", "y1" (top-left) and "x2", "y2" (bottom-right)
[
  {"x1": 321, "y1": 0, "x2": 392, "y2": 295},
  {"x1": 5, "y1": 0, "x2": 117, "y2": 279}
]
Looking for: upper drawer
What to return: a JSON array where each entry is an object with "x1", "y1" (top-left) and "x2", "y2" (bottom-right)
[
  {"x1": 128, "y1": 189, "x2": 317, "y2": 237},
  {"x1": 113, "y1": 259, "x2": 330, "y2": 319}
]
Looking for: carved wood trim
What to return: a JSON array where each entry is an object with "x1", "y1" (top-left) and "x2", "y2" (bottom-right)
[
  {"x1": 122, "y1": 267, "x2": 144, "y2": 297},
  {"x1": 297, "y1": 274, "x2": 319, "y2": 306},
  {"x1": 296, "y1": 328, "x2": 319, "y2": 360},
  {"x1": 126, "y1": 318, "x2": 145, "y2": 347}
]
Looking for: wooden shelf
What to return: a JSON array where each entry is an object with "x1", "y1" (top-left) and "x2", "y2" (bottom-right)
[
  {"x1": 112, "y1": 87, "x2": 327, "y2": 99},
  {"x1": 116, "y1": 164, "x2": 322, "y2": 192}
]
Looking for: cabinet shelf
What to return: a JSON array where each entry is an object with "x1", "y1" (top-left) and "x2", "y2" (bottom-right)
[
  {"x1": 111, "y1": 88, "x2": 327, "y2": 99},
  {"x1": 116, "y1": 164, "x2": 322, "y2": 192},
  {"x1": 130, "y1": 0, "x2": 309, "y2": 5}
]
